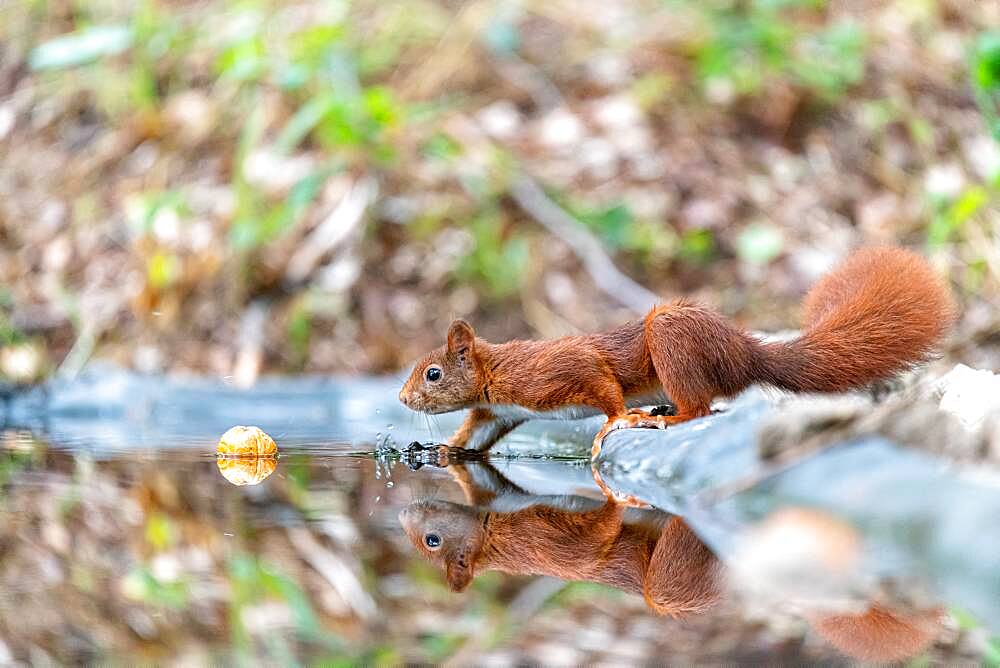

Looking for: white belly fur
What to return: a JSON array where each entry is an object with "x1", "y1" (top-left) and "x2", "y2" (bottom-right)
[{"x1": 483, "y1": 390, "x2": 669, "y2": 422}]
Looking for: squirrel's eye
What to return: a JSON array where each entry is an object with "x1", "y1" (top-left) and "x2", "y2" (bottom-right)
[
  {"x1": 425, "y1": 366, "x2": 442, "y2": 382},
  {"x1": 424, "y1": 533, "x2": 442, "y2": 549}
]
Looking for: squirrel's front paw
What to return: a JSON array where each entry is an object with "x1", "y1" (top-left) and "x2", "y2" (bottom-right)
[{"x1": 401, "y1": 442, "x2": 484, "y2": 469}]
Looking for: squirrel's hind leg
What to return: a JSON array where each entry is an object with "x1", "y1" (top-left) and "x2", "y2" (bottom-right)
[
  {"x1": 643, "y1": 301, "x2": 746, "y2": 422},
  {"x1": 643, "y1": 518, "x2": 722, "y2": 617},
  {"x1": 592, "y1": 302, "x2": 739, "y2": 457},
  {"x1": 591, "y1": 411, "x2": 689, "y2": 458}
]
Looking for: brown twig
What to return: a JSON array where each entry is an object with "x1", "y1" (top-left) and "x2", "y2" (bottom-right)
[{"x1": 509, "y1": 174, "x2": 660, "y2": 314}]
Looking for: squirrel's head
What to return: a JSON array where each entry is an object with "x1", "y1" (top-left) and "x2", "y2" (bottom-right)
[
  {"x1": 399, "y1": 319, "x2": 483, "y2": 414},
  {"x1": 398, "y1": 498, "x2": 486, "y2": 592}
]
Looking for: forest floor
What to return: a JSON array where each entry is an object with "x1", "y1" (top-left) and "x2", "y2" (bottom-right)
[{"x1": 1, "y1": 1, "x2": 999, "y2": 385}]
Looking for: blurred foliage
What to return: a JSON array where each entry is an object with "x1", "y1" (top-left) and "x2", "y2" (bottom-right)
[
  {"x1": 972, "y1": 31, "x2": 1000, "y2": 141},
  {"x1": 228, "y1": 554, "x2": 332, "y2": 648},
  {"x1": 2, "y1": 0, "x2": 999, "y2": 377},
  {"x1": 456, "y1": 212, "x2": 531, "y2": 299},
  {"x1": 0, "y1": 293, "x2": 22, "y2": 347},
  {"x1": 0, "y1": 433, "x2": 993, "y2": 664},
  {"x1": 951, "y1": 607, "x2": 1000, "y2": 668},
  {"x1": 687, "y1": 0, "x2": 866, "y2": 101},
  {"x1": 1, "y1": 2, "x2": 998, "y2": 657},
  {"x1": 122, "y1": 565, "x2": 191, "y2": 609}
]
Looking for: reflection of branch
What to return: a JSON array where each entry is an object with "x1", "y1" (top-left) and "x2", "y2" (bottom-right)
[
  {"x1": 284, "y1": 175, "x2": 377, "y2": 285},
  {"x1": 509, "y1": 174, "x2": 660, "y2": 314},
  {"x1": 490, "y1": 53, "x2": 564, "y2": 112},
  {"x1": 232, "y1": 299, "x2": 269, "y2": 389},
  {"x1": 287, "y1": 527, "x2": 377, "y2": 620}
]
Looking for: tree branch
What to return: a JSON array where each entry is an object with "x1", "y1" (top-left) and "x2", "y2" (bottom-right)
[{"x1": 509, "y1": 174, "x2": 660, "y2": 314}]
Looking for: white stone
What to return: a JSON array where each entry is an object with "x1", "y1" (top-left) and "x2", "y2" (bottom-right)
[
  {"x1": 924, "y1": 163, "x2": 966, "y2": 200},
  {"x1": 544, "y1": 272, "x2": 576, "y2": 306},
  {"x1": 579, "y1": 137, "x2": 619, "y2": 179},
  {"x1": 963, "y1": 135, "x2": 1000, "y2": 183},
  {"x1": 243, "y1": 149, "x2": 317, "y2": 194},
  {"x1": 592, "y1": 94, "x2": 643, "y2": 130},
  {"x1": 536, "y1": 108, "x2": 585, "y2": 149},
  {"x1": 628, "y1": 154, "x2": 668, "y2": 181},
  {"x1": 705, "y1": 76, "x2": 736, "y2": 105},
  {"x1": 187, "y1": 219, "x2": 214, "y2": 251},
  {"x1": 586, "y1": 53, "x2": 631, "y2": 87},
  {"x1": 477, "y1": 100, "x2": 521, "y2": 140},
  {"x1": 151, "y1": 553, "x2": 182, "y2": 582},
  {"x1": 152, "y1": 206, "x2": 181, "y2": 245},
  {"x1": 317, "y1": 255, "x2": 362, "y2": 293},
  {"x1": 0, "y1": 104, "x2": 14, "y2": 140},
  {"x1": 0, "y1": 343, "x2": 43, "y2": 383},
  {"x1": 935, "y1": 364, "x2": 1000, "y2": 430},
  {"x1": 609, "y1": 125, "x2": 653, "y2": 156}
]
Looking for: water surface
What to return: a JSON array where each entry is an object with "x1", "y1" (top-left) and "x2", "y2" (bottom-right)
[
  {"x1": 0, "y1": 424, "x2": 867, "y2": 665},
  {"x1": 0, "y1": 370, "x2": 990, "y2": 664}
]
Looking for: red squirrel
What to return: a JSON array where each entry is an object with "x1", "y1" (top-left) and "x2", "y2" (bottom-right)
[
  {"x1": 399, "y1": 462, "x2": 943, "y2": 662},
  {"x1": 399, "y1": 246, "x2": 954, "y2": 453},
  {"x1": 400, "y1": 462, "x2": 721, "y2": 615}
]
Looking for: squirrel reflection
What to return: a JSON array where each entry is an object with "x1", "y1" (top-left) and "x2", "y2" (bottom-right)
[{"x1": 399, "y1": 461, "x2": 942, "y2": 663}]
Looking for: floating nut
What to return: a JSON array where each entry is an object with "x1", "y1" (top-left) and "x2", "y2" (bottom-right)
[
  {"x1": 217, "y1": 456, "x2": 277, "y2": 486},
  {"x1": 216, "y1": 426, "x2": 278, "y2": 486},
  {"x1": 216, "y1": 425, "x2": 278, "y2": 458}
]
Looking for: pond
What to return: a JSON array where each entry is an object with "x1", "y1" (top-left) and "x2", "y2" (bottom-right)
[{"x1": 0, "y1": 367, "x2": 993, "y2": 664}]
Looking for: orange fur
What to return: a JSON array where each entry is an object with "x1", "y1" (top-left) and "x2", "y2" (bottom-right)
[
  {"x1": 809, "y1": 605, "x2": 944, "y2": 662},
  {"x1": 399, "y1": 480, "x2": 722, "y2": 615},
  {"x1": 400, "y1": 246, "x2": 955, "y2": 451},
  {"x1": 399, "y1": 463, "x2": 943, "y2": 661}
]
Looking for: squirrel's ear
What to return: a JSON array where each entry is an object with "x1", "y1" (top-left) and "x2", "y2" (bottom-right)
[
  {"x1": 446, "y1": 319, "x2": 475, "y2": 357},
  {"x1": 445, "y1": 557, "x2": 474, "y2": 592}
]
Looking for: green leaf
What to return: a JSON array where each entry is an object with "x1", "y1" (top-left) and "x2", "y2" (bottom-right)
[
  {"x1": 737, "y1": 223, "x2": 784, "y2": 265},
  {"x1": 973, "y1": 32, "x2": 1000, "y2": 91},
  {"x1": 29, "y1": 25, "x2": 133, "y2": 70},
  {"x1": 146, "y1": 252, "x2": 180, "y2": 290},
  {"x1": 927, "y1": 186, "x2": 989, "y2": 248},
  {"x1": 259, "y1": 564, "x2": 322, "y2": 637},
  {"x1": 145, "y1": 512, "x2": 177, "y2": 551},
  {"x1": 458, "y1": 214, "x2": 530, "y2": 299},
  {"x1": 754, "y1": 0, "x2": 825, "y2": 9},
  {"x1": 972, "y1": 32, "x2": 1000, "y2": 141},
  {"x1": 216, "y1": 37, "x2": 265, "y2": 82},
  {"x1": 679, "y1": 229, "x2": 716, "y2": 264},
  {"x1": 277, "y1": 95, "x2": 337, "y2": 154},
  {"x1": 791, "y1": 21, "x2": 866, "y2": 99},
  {"x1": 422, "y1": 133, "x2": 462, "y2": 160},
  {"x1": 950, "y1": 186, "x2": 989, "y2": 224},
  {"x1": 363, "y1": 86, "x2": 400, "y2": 129},
  {"x1": 580, "y1": 203, "x2": 636, "y2": 249},
  {"x1": 290, "y1": 24, "x2": 346, "y2": 68},
  {"x1": 230, "y1": 170, "x2": 328, "y2": 251},
  {"x1": 122, "y1": 567, "x2": 189, "y2": 609},
  {"x1": 985, "y1": 637, "x2": 1000, "y2": 668}
]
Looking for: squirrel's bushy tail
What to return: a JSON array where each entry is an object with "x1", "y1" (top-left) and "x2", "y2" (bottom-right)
[
  {"x1": 762, "y1": 247, "x2": 955, "y2": 393},
  {"x1": 809, "y1": 605, "x2": 943, "y2": 663}
]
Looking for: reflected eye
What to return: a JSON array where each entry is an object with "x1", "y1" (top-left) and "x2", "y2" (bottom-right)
[
  {"x1": 424, "y1": 533, "x2": 442, "y2": 549},
  {"x1": 425, "y1": 366, "x2": 442, "y2": 382}
]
